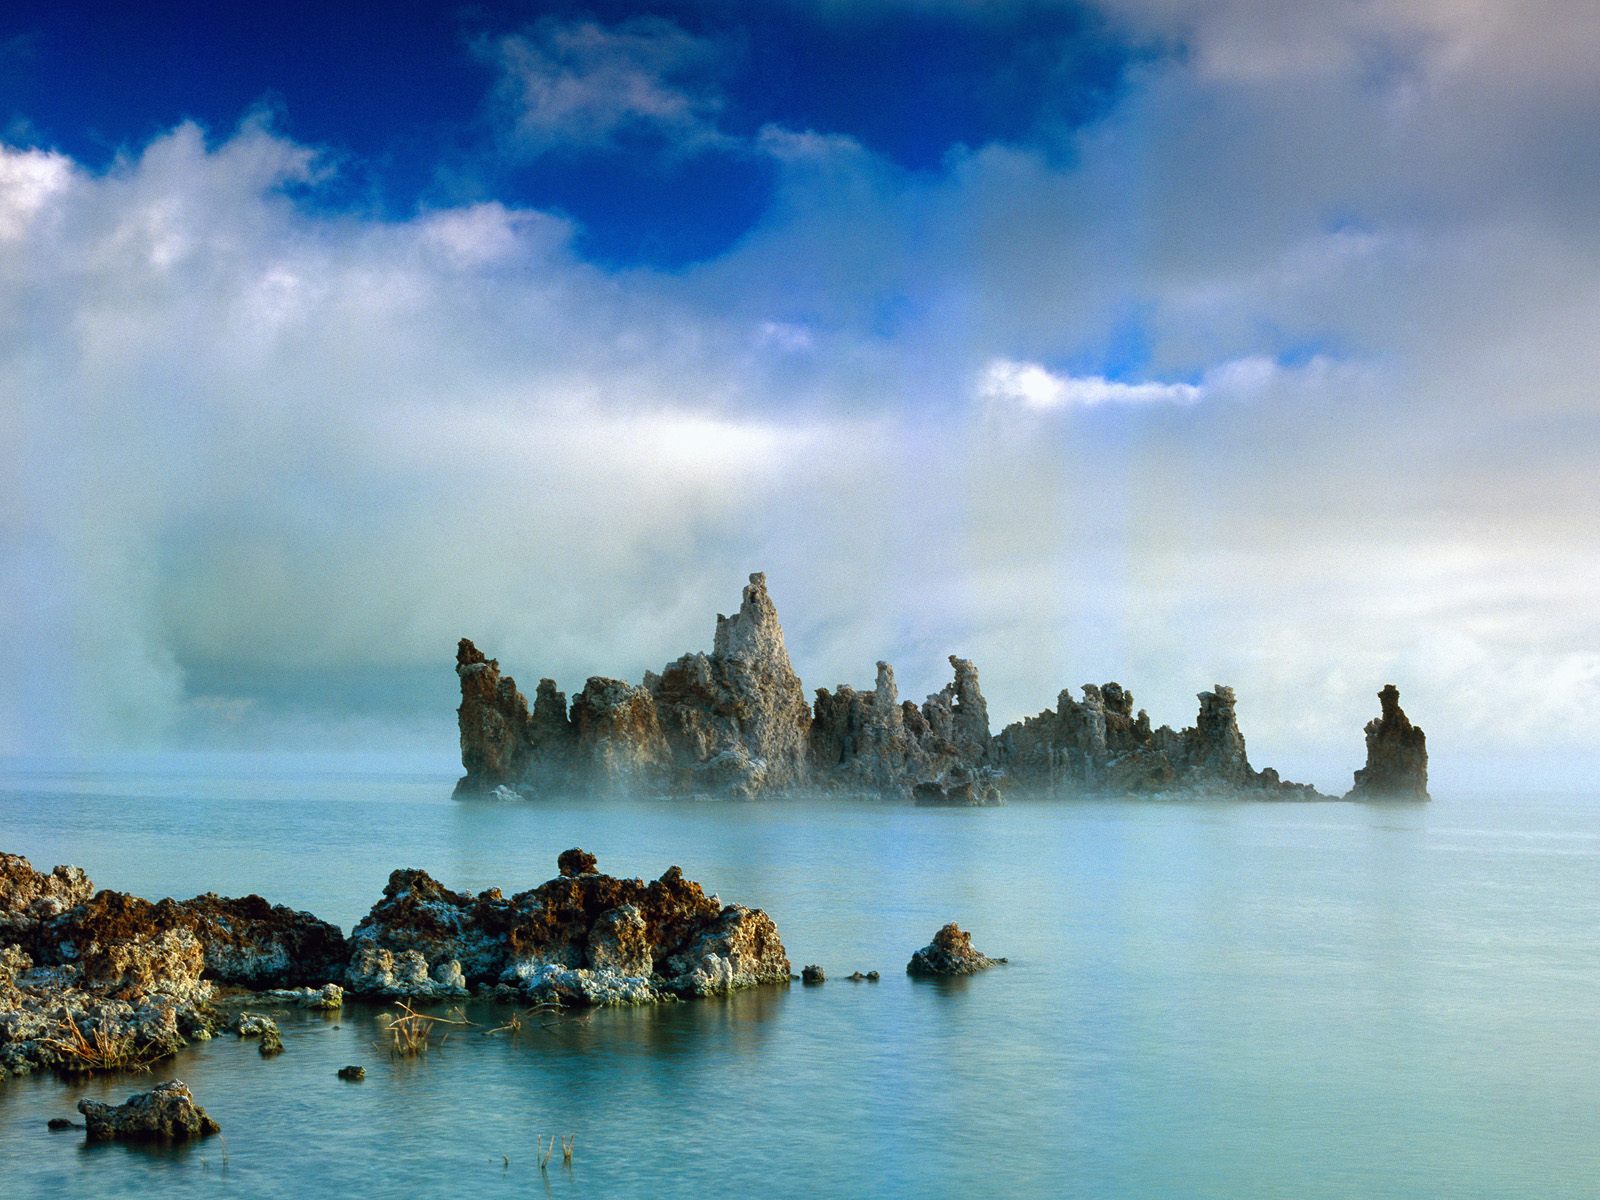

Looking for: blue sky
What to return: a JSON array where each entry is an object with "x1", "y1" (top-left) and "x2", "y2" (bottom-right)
[
  {"x1": 1, "y1": 0, "x2": 1132, "y2": 264},
  {"x1": 3, "y1": 1, "x2": 1599, "y2": 789}
]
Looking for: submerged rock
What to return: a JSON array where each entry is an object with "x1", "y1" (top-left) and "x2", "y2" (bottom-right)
[
  {"x1": 344, "y1": 851, "x2": 789, "y2": 1006},
  {"x1": 337, "y1": 1064, "x2": 365, "y2": 1081},
  {"x1": 1347, "y1": 685, "x2": 1430, "y2": 800},
  {"x1": 78, "y1": 1080, "x2": 220, "y2": 1142},
  {"x1": 906, "y1": 924, "x2": 1004, "y2": 977},
  {"x1": 261, "y1": 982, "x2": 343, "y2": 1010}
]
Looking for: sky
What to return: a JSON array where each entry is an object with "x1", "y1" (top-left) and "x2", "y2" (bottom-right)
[{"x1": 2, "y1": 0, "x2": 1598, "y2": 792}]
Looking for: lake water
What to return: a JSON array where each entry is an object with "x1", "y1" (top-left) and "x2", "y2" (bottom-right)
[{"x1": 1, "y1": 762, "x2": 1597, "y2": 1198}]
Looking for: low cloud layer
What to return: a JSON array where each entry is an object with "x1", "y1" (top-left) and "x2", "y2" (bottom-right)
[{"x1": 4, "y1": 2, "x2": 1599, "y2": 792}]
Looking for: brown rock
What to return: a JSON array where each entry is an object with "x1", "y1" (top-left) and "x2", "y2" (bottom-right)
[
  {"x1": 345, "y1": 854, "x2": 790, "y2": 1005},
  {"x1": 78, "y1": 1081, "x2": 220, "y2": 1142},
  {"x1": 454, "y1": 638, "x2": 537, "y2": 793},
  {"x1": 557, "y1": 848, "x2": 598, "y2": 877},
  {"x1": 1347, "y1": 684, "x2": 1430, "y2": 800},
  {"x1": 906, "y1": 923, "x2": 1003, "y2": 977}
]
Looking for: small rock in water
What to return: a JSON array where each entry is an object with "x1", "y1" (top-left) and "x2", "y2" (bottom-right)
[
  {"x1": 801, "y1": 964, "x2": 825, "y2": 984},
  {"x1": 235, "y1": 1013, "x2": 283, "y2": 1056},
  {"x1": 906, "y1": 924, "x2": 1004, "y2": 977},
  {"x1": 845, "y1": 970, "x2": 882, "y2": 982},
  {"x1": 78, "y1": 1080, "x2": 220, "y2": 1142},
  {"x1": 866, "y1": 971, "x2": 880, "y2": 980},
  {"x1": 337, "y1": 1065, "x2": 365, "y2": 1082},
  {"x1": 46, "y1": 1117, "x2": 81, "y2": 1131}
]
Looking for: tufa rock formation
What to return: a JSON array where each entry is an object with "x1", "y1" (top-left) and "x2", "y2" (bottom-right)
[
  {"x1": 456, "y1": 571, "x2": 1421, "y2": 802},
  {"x1": 1, "y1": 847, "x2": 795, "y2": 1075},
  {"x1": 344, "y1": 850, "x2": 790, "y2": 1005},
  {"x1": 906, "y1": 924, "x2": 1005, "y2": 977},
  {"x1": 455, "y1": 573, "x2": 813, "y2": 798},
  {"x1": 79, "y1": 1081, "x2": 220, "y2": 1142},
  {"x1": 994, "y1": 681, "x2": 1324, "y2": 798},
  {"x1": 1346, "y1": 685, "x2": 1429, "y2": 800}
]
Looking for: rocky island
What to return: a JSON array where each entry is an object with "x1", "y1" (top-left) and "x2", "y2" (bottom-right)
[{"x1": 455, "y1": 573, "x2": 1429, "y2": 803}]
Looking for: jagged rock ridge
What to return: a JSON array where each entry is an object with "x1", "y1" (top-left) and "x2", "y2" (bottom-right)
[{"x1": 456, "y1": 572, "x2": 1424, "y2": 802}]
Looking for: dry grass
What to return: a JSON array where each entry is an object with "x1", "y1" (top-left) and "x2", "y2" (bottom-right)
[
  {"x1": 375, "y1": 1000, "x2": 476, "y2": 1057},
  {"x1": 40, "y1": 1012, "x2": 167, "y2": 1074}
]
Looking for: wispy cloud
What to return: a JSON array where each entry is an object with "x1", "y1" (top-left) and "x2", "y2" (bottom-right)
[
  {"x1": 486, "y1": 17, "x2": 731, "y2": 157},
  {"x1": 976, "y1": 354, "x2": 1295, "y2": 410}
]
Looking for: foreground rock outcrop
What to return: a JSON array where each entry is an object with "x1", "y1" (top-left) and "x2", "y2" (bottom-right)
[
  {"x1": 1346, "y1": 685, "x2": 1429, "y2": 800},
  {"x1": 906, "y1": 924, "x2": 1005, "y2": 977},
  {"x1": 456, "y1": 572, "x2": 1407, "y2": 801},
  {"x1": 1, "y1": 848, "x2": 793, "y2": 1076},
  {"x1": 79, "y1": 1080, "x2": 220, "y2": 1141},
  {"x1": 346, "y1": 850, "x2": 790, "y2": 1006}
]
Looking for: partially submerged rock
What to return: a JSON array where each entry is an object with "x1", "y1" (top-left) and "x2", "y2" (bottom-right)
[
  {"x1": 801, "y1": 964, "x2": 825, "y2": 984},
  {"x1": 261, "y1": 982, "x2": 343, "y2": 1010},
  {"x1": 337, "y1": 1064, "x2": 365, "y2": 1081},
  {"x1": 1347, "y1": 684, "x2": 1430, "y2": 800},
  {"x1": 78, "y1": 1080, "x2": 220, "y2": 1142},
  {"x1": 345, "y1": 850, "x2": 789, "y2": 1006},
  {"x1": 235, "y1": 1013, "x2": 283, "y2": 1056},
  {"x1": 906, "y1": 924, "x2": 1004, "y2": 978}
]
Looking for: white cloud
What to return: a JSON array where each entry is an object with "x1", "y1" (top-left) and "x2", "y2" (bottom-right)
[
  {"x1": 6, "y1": 0, "x2": 1600, "y2": 793},
  {"x1": 976, "y1": 354, "x2": 1309, "y2": 410},
  {"x1": 0, "y1": 145, "x2": 73, "y2": 239},
  {"x1": 979, "y1": 358, "x2": 1202, "y2": 409}
]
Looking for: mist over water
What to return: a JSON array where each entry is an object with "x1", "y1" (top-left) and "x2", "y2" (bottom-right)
[{"x1": 3, "y1": 760, "x2": 1599, "y2": 1198}]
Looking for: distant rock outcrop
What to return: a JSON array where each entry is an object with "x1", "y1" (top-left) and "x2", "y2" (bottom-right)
[
  {"x1": 455, "y1": 571, "x2": 1419, "y2": 802},
  {"x1": 993, "y1": 681, "x2": 1324, "y2": 798},
  {"x1": 811, "y1": 655, "x2": 1002, "y2": 801},
  {"x1": 1346, "y1": 685, "x2": 1429, "y2": 800}
]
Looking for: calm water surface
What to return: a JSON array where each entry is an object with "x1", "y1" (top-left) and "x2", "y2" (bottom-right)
[{"x1": 1, "y1": 762, "x2": 1597, "y2": 1198}]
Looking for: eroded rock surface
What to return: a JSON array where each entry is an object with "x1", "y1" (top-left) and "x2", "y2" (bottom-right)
[
  {"x1": 1347, "y1": 685, "x2": 1430, "y2": 800},
  {"x1": 996, "y1": 682, "x2": 1328, "y2": 799},
  {"x1": 0, "y1": 854, "x2": 346, "y2": 1076},
  {"x1": 906, "y1": 924, "x2": 1004, "y2": 977},
  {"x1": 78, "y1": 1080, "x2": 220, "y2": 1141},
  {"x1": 453, "y1": 572, "x2": 1376, "y2": 801},
  {"x1": 345, "y1": 850, "x2": 790, "y2": 1005}
]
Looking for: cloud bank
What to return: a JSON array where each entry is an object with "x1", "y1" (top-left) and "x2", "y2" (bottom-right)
[{"x1": 4, "y1": 2, "x2": 1600, "y2": 792}]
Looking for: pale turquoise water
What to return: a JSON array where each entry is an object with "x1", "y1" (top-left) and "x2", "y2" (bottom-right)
[{"x1": 2, "y1": 763, "x2": 1598, "y2": 1198}]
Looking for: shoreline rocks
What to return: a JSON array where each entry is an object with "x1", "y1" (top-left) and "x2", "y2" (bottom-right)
[
  {"x1": 1, "y1": 847, "x2": 792, "y2": 1077},
  {"x1": 455, "y1": 572, "x2": 1410, "y2": 803},
  {"x1": 907, "y1": 924, "x2": 1005, "y2": 978}
]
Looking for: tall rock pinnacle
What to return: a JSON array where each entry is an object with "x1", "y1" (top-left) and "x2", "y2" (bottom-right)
[{"x1": 1346, "y1": 684, "x2": 1429, "y2": 800}]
